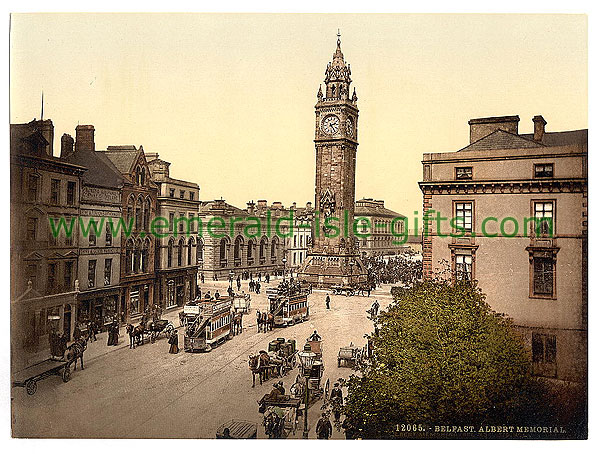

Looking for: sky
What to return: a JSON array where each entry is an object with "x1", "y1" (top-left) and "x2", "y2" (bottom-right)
[{"x1": 9, "y1": 14, "x2": 587, "y2": 223}]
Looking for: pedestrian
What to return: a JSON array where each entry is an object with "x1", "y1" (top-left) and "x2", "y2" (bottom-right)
[
  {"x1": 316, "y1": 413, "x2": 332, "y2": 439},
  {"x1": 256, "y1": 282, "x2": 261, "y2": 294},
  {"x1": 330, "y1": 383, "x2": 344, "y2": 422},
  {"x1": 168, "y1": 330, "x2": 179, "y2": 354},
  {"x1": 215, "y1": 290, "x2": 220, "y2": 299},
  {"x1": 201, "y1": 273, "x2": 205, "y2": 284},
  {"x1": 73, "y1": 323, "x2": 82, "y2": 341},
  {"x1": 325, "y1": 294, "x2": 331, "y2": 310}
]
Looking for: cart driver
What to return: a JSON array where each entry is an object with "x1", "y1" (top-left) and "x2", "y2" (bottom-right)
[
  {"x1": 309, "y1": 330, "x2": 322, "y2": 342},
  {"x1": 275, "y1": 380, "x2": 285, "y2": 396}
]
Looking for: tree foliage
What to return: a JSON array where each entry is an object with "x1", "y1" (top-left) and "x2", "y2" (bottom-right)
[{"x1": 343, "y1": 280, "x2": 553, "y2": 439}]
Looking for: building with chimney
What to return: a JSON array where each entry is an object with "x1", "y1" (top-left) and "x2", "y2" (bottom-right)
[
  {"x1": 10, "y1": 118, "x2": 86, "y2": 368},
  {"x1": 98, "y1": 145, "x2": 158, "y2": 322},
  {"x1": 62, "y1": 125, "x2": 124, "y2": 330},
  {"x1": 420, "y1": 115, "x2": 587, "y2": 387},
  {"x1": 147, "y1": 153, "x2": 200, "y2": 310}
]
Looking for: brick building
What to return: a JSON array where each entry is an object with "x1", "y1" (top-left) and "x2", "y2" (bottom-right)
[
  {"x1": 147, "y1": 153, "x2": 200, "y2": 310},
  {"x1": 354, "y1": 198, "x2": 407, "y2": 257},
  {"x1": 420, "y1": 115, "x2": 587, "y2": 386}
]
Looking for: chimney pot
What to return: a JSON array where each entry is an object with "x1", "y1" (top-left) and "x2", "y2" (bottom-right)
[{"x1": 532, "y1": 115, "x2": 547, "y2": 142}]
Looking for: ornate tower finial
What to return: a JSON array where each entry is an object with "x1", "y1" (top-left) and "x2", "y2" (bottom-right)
[
  {"x1": 337, "y1": 28, "x2": 341, "y2": 45},
  {"x1": 317, "y1": 84, "x2": 323, "y2": 101}
]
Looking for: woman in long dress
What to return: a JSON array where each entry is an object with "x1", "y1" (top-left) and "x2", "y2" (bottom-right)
[{"x1": 168, "y1": 330, "x2": 179, "y2": 354}]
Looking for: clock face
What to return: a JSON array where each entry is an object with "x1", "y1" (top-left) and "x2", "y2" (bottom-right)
[
  {"x1": 346, "y1": 118, "x2": 354, "y2": 137},
  {"x1": 321, "y1": 115, "x2": 340, "y2": 135}
]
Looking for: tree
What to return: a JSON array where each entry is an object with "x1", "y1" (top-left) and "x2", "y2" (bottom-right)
[{"x1": 342, "y1": 280, "x2": 553, "y2": 439}]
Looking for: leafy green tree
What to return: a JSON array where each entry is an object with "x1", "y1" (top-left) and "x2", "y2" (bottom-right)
[{"x1": 342, "y1": 280, "x2": 553, "y2": 439}]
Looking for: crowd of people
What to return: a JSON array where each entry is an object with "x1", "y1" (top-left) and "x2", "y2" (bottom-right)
[{"x1": 364, "y1": 252, "x2": 423, "y2": 287}]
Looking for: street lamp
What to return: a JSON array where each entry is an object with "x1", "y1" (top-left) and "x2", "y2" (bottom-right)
[
  {"x1": 349, "y1": 258, "x2": 356, "y2": 285},
  {"x1": 298, "y1": 342, "x2": 316, "y2": 439},
  {"x1": 282, "y1": 255, "x2": 287, "y2": 281}
]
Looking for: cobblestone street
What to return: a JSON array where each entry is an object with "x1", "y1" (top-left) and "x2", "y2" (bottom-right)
[{"x1": 11, "y1": 280, "x2": 394, "y2": 439}]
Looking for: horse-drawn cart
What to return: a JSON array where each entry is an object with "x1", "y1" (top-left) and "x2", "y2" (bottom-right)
[
  {"x1": 233, "y1": 292, "x2": 251, "y2": 314},
  {"x1": 147, "y1": 319, "x2": 175, "y2": 343},
  {"x1": 258, "y1": 394, "x2": 301, "y2": 438},
  {"x1": 268, "y1": 338, "x2": 297, "y2": 374},
  {"x1": 12, "y1": 358, "x2": 73, "y2": 395},
  {"x1": 338, "y1": 343, "x2": 362, "y2": 368},
  {"x1": 332, "y1": 284, "x2": 356, "y2": 297}
]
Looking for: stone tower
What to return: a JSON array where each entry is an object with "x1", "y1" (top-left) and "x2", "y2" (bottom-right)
[{"x1": 299, "y1": 33, "x2": 367, "y2": 288}]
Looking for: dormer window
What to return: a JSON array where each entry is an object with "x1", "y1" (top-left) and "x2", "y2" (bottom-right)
[
  {"x1": 534, "y1": 164, "x2": 554, "y2": 178},
  {"x1": 456, "y1": 167, "x2": 473, "y2": 180}
]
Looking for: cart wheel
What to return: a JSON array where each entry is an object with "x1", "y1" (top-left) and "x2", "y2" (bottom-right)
[
  {"x1": 26, "y1": 380, "x2": 37, "y2": 395},
  {"x1": 62, "y1": 364, "x2": 72, "y2": 383}
]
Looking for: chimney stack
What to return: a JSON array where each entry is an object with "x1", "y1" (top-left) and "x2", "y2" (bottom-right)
[
  {"x1": 468, "y1": 115, "x2": 520, "y2": 144},
  {"x1": 75, "y1": 125, "x2": 95, "y2": 152},
  {"x1": 532, "y1": 115, "x2": 547, "y2": 142},
  {"x1": 61, "y1": 133, "x2": 74, "y2": 157}
]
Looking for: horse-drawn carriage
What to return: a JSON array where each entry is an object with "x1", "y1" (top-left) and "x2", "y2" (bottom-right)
[
  {"x1": 332, "y1": 284, "x2": 356, "y2": 297},
  {"x1": 267, "y1": 284, "x2": 309, "y2": 327},
  {"x1": 258, "y1": 393, "x2": 301, "y2": 438},
  {"x1": 268, "y1": 337, "x2": 297, "y2": 374},
  {"x1": 232, "y1": 292, "x2": 251, "y2": 314},
  {"x1": 183, "y1": 296, "x2": 234, "y2": 352},
  {"x1": 147, "y1": 319, "x2": 175, "y2": 342},
  {"x1": 337, "y1": 343, "x2": 362, "y2": 368}
]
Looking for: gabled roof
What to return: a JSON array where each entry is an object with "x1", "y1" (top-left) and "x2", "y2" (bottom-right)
[
  {"x1": 64, "y1": 149, "x2": 123, "y2": 189},
  {"x1": 102, "y1": 148, "x2": 141, "y2": 174},
  {"x1": 458, "y1": 129, "x2": 544, "y2": 152}
]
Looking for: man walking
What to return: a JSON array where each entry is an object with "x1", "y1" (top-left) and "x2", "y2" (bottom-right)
[
  {"x1": 325, "y1": 294, "x2": 331, "y2": 310},
  {"x1": 330, "y1": 383, "x2": 344, "y2": 423},
  {"x1": 316, "y1": 413, "x2": 333, "y2": 439}
]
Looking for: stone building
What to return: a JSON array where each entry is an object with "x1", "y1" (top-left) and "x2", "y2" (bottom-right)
[
  {"x1": 299, "y1": 34, "x2": 367, "y2": 287},
  {"x1": 354, "y1": 198, "x2": 407, "y2": 257},
  {"x1": 147, "y1": 153, "x2": 200, "y2": 310},
  {"x1": 282, "y1": 202, "x2": 314, "y2": 271},
  {"x1": 198, "y1": 199, "x2": 286, "y2": 280},
  {"x1": 420, "y1": 115, "x2": 587, "y2": 386},
  {"x1": 62, "y1": 125, "x2": 124, "y2": 331},
  {"x1": 10, "y1": 118, "x2": 85, "y2": 367},
  {"x1": 99, "y1": 145, "x2": 158, "y2": 322}
]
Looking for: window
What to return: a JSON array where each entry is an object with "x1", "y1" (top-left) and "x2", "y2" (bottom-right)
[
  {"x1": 178, "y1": 239, "x2": 184, "y2": 266},
  {"x1": 189, "y1": 191, "x2": 194, "y2": 200},
  {"x1": 533, "y1": 201, "x2": 554, "y2": 236},
  {"x1": 169, "y1": 188, "x2": 175, "y2": 198},
  {"x1": 47, "y1": 262, "x2": 57, "y2": 293},
  {"x1": 455, "y1": 253, "x2": 472, "y2": 281},
  {"x1": 50, "y1": 179, "x2": 60, "y2": 204},
  {"x1": 88, "y1": 260, "x2": 97, "y2": 288},
  {"x1": 167, "y1": 239, "x2": 174, "y2": 268},
  {"x1": 169, "y1": 213, "x2": 175, "y2": 233},
  {"x1": 67, "y1": 181, "x2": 76, "y2": 206},
  {"x1": 533, "y1": 256, "x2": 554, "y2": 296},
  {"x1": 455, "y1": 167, "x2": 473, "y2": 180},
  {"x1": 26, "y1": 264, "x2": 37, "y2": 289},
  {"x1": 65, "y1": 218, "x2": 73, "y2": 246},
  {"x1": 144, "y1": 199, "x2": 151, "y2": 231},
  {"x1": 106, "y1": 222, "x2": 112, "y2": 246},
  {"x1": 179, "y1": 213, "x2": 184, "y2": 233},
  {"x1": 532, "y1": 333, "x2": 557, "y2": 378},
  {"x1": 455, "y1": 202, "x2": 473, "y2": 233},
  {"x1": 179, "y1": 190, "x2": 185, "y2": 199},
  {"x1": 28, "y1": 174, "x2": 39, "y2": 202},
  {"x1": 26, "y1": 217, "x2": 37, "y2": 240},
  {"x1": 534, "y1": 164, "x2": 554, "y2": 178},
  {"x1": 104, "y1": 258, "x2": 112, "y2": 286},
  {"x1": 64, "y1": 261, "x2": 74, "y2": 291},
  {"x1": 89, "y1": 227, "x2": 96, "y2": 246}
]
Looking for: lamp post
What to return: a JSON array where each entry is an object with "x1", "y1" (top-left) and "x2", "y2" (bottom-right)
[
  {"x1": 349, "y1": 258, "x2": 355, "y2": 285},
  {"x1": 282, "y1": 255, "x2": 287, "y2": 281},
  {"x1": 298, "y1": 342, "x2": 316, "y2": 439}
]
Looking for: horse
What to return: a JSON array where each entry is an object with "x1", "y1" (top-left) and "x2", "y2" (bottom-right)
[
  {"x1": 249, "y1": 350, "x2": 274, "y2": 387},
  {"x1": 266, "y1": 313, "x2": 274, "y2": 331},
  {"x1": 126, "y1": 323, "x2": 145, "y2": 349},
  {"x1": 231, "y1": 312, "x2": 243, "y2": 336},
  {"x1": 256, "y1": 310, "x2": 263, "y2": 333},
  {"x1": 66, "y1": 337, "x2": 87, "y2": 371},
  {"x1": 263, "y1": 408, "x2": 285, "y2": 439}
]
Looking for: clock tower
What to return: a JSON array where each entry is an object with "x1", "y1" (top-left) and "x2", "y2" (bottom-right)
[{"x1": 299, "y1": 33, "x2": 367, "y2": 288}]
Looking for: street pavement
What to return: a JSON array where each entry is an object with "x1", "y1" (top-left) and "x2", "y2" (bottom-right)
[{"x1": 11, "y1": 279, "x2": 394, "y2": 439}]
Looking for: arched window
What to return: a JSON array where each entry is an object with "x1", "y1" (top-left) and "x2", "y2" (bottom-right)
[
  {"x1": 259, "y1": 237, "x2": 267, "y2": 264},
  {"x1": 127, "y1": 195, "x2": 135, "y2": 226},
  {"x1": 187, "y1": 237, "x2": 194, "y2": 266},
  {"x1": 136, "y1": 166, "x2": 142, "y2": 185},
  {"x1": 219, "y1": 237, "x2": 230, "y2": 268},
  {"x1": 136, "y1": 195, "x2": 143, "y2": 231},
  {"x1": 125, "y1": 239, "x2": 134, "y2": 274},
  {"x1": 168, "y1": 238, "x2": 174, "y2": 268},
  {"x1": 234, "y1": 236, "x2": 243, "y2": 266},
  {"x1": 247, "y1": 240, "x2": 254, "y2": 266},
  {"x1": 144, "y1": 198, "x2": 151, "y2": 231},
  {"x1": 196, "y1": 237, "x2": 203, "y2": 263},
  {"x1": 178, "y1": 238, "x2": 184, "y2": 267},
  {"x1": 142, "y1": 239, "x2": 150, "y2": 272},
  {"x1": 271, "y1": 237, "x2": 278, "y2": 263},
  {"x1": 140, "y1": 167, "x2": 146, "y2": 186},
  {"x1": 134, "y1": 239, "x2": 142, "y2": 273}
]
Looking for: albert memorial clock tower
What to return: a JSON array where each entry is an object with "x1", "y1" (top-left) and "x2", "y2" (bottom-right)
[{"x1": 299, "y1": 33, "x2": 367, "y2": 288}]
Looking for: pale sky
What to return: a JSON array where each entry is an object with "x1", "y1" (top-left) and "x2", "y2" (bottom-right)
[{"x1": 10, "y1": 14, "x2": 587, "y2": 221}]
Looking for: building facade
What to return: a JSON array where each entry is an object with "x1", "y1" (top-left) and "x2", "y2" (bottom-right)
[
  {"x1": 420, "y1": 115, "x2": 587, "y2": 385},
  {"x1": 198, "y1": 199, "x2": 287, "y2": 280},
  {"x1": 10, "y1": 119, "x2": 85, "y2": 367},
  {"x1": 282, "y1": 202, "x2": 314, "y2": 271},
  {"x1": 62, "y1": 125, "x2": 124, "y2": 331},
  {"x1": 147, "y1": 153, "x2": 200, "y2": 310},
  {"x1": 100, "y1": 145, "x2": 158, "y2": 322},
  {"x1": 299, "y1": 35, "x2": 367, "y2": 287},
  {"x1": 355, "y1": 198, "x2": 408, "y2": 257}
]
